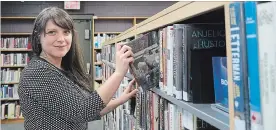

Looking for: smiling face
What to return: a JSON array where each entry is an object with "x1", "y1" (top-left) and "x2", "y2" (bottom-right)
[{"x1": 40, "y1": 19, "x2": 72, "y2": 59}]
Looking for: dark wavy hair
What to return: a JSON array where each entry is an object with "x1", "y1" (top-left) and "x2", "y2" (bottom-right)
[{"x1": 31, "y1": 7, "x2": 93, "y2": 92}]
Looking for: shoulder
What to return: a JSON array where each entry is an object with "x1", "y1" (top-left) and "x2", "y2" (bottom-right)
[{"x1": 20, "y1": 56, "x2": 61, "y2": 82}]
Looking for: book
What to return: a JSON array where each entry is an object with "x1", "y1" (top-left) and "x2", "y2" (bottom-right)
[{"x1": 126, "y1": 31, "x2": 160, "y2": 90}]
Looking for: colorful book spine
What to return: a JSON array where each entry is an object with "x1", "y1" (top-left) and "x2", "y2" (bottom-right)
[
  {"x1": 229, "y1": 2, "x2": 250, "y2": 130},
  {"x1": 244, "y1": 1, "x2": 263, "y2": 130}
]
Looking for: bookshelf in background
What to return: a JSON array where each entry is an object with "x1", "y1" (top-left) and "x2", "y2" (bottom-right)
[
  {"x1": 0, "y1": 22, "x2": 34, "y2": 123},
  {"x1": 91, "y1": 16, "x2": 148, "y2": 89}
]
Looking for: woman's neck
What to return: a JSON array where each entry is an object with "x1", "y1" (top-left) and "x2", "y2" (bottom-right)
[{"x1": 40, "y1": 53, "x2": 62, "y2": 69}]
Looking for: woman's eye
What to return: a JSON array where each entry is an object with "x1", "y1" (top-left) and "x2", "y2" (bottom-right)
[
  {"x1": 46, "y1": 31, "x2": 56, "y2": 36},
  {"x1": 64, "y1": 30, "x2": 71, "y2": 35}
]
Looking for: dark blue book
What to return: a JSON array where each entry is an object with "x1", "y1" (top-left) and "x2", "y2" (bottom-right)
[{"x1": 212, "y1": 57, "x2": 228, "y2": 109}]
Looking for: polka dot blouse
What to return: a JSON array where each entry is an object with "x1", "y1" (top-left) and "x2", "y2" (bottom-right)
[{"x1": 18, "y1": 56, "x2": 106, "y2": 130}]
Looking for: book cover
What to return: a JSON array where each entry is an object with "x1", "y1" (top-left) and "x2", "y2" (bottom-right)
[
  {"x1": 185, "y1": 23, "x2": 226, "y2": 103},
  {"x1": 212, "y1": 57, "x2": 228, "y2": 109},
  {"x1": 126, "y1": 31, "x2": 160, "y2": 90}
]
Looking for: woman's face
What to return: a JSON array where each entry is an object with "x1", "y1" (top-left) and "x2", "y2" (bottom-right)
[{"x1": 40, "y1": 19, "x2": 72, "y2": 59}]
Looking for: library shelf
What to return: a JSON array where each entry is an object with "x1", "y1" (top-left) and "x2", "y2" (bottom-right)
[
  {"x1": 151, "y1": 88, "x2": 229, "y2": 130},
  {"x1": 0, "y1": 16, "x2": 36, "y2": 19},
  {"x1": 94, "y1": 62, "x2": 102, "y2": 65},
  {"x1": 1, "y1": 33, "x2": 32, "y2": 35},
  {"x1": 1, "y1": 98, "x2": 19, "y2": 101},
  {"x1": 101, "y1": 59, "x2": 229, "y2": 130},
  {"x1": 1, "y1": 119, "x2": 24, "y2": 124},
  {"x1": 94, "y1": 32, "x2": 121, "y2": 34},
  {"x1": 102, "y1": 1, "x2": 229, "y2": 46},
  {"x1": 1, "y1": 82, "x2": 19, "y2": 85},
  {"x1": 95, "y1": 78, "x2": 103, "y2": 81},
  {"x1": 100, "y1": 1, "x2": 236, "y2": 130},
  {"x1": 1, "y1": 65, "x2": 25, "y2": 68},
  {"x1": 1, "y1": 49, "x2": 32, "y2": 52}
]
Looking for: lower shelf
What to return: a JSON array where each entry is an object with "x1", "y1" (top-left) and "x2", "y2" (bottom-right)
[
  {"x1": 1, "y1": 119, "x2": 24, "y2": 124},
  {"x1": 150, "y1": 88, "x2": 229, "y2": 130}
]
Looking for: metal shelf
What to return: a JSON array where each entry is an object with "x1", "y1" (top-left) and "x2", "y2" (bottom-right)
[
  {"x1": 102, "y1": 59, "x2": 229, "y2": 130},
  {"x1": 150, "y1": 88, "x2": 229, "y2": 130}
]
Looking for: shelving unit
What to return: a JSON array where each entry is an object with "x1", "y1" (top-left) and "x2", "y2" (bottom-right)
[
  {"x1": 1, "y1": 119, "x2": 24, "y2": 124},
  {"x1": 101, "y1": 59, "x2": 229, "y2": 130},
  {"x1": 101, "y1": 1, "x2": 234, "y2": 130},
  {"x1": 0, "y1": 17, "x2": 33, "y2": 124}
]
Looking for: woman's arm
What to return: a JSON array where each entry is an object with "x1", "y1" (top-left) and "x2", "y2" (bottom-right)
[
  {"x1": 96, "y1": 44, "x2": 134, "y2": 105},
  {"x1": 100, "y1": 79, "x2": 138, "y2": 116},
  {"x1": 100, "y1": 99, "x2": 120, "y2": 116}
]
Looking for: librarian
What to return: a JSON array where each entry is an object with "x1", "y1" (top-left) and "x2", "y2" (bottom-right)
[{"x1": 18, "y1": 7, "x2": 137, "y2": 130}]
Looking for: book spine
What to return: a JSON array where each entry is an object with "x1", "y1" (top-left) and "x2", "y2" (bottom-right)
[
  {"x1": 162, "y1": 28, "x2": 168, "y2": 94},
  {"x1": 159, "y1": 29, "x2": 164, "y2": 91},
  {"x1": 173, "y1": 24, "x2": 184, "y2": 100},
  {"x1": 183, "y1": 25, "x2": 191, "y2": 101},
  {"x1": 229, "y1": 2, "x2": 250, "y2": 130},
  {"x1": 257, "y1": 2, "x2": 276, "y2": 130},
  {"x1": 166, "y1": 26, "x2": 174, "y2": 96},
  {"x1": 244, "y1": 1, "x2": 263, "y2": 130}
]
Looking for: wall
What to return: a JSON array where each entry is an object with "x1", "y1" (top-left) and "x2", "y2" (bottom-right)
[{"x1": 1, "y1": 1, "x2": 176, "y2": 32}]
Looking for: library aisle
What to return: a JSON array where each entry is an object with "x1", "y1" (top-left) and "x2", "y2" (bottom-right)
[{"x1": 2, "y1": 1, "x2": 276, "y2": 130}]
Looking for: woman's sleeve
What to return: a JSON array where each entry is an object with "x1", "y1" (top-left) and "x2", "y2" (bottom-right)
[{"x1": 19, "y1": 67, "x2": 106, "y2": 123}]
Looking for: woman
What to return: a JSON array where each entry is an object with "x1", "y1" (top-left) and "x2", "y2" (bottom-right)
[{"x1": 18, "y1": 7, "x2": 137, "y2": 130}]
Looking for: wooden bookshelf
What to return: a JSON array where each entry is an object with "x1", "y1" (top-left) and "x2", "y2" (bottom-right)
[
  {"x1": 94, "y1": 62, "x2": 102, "y2": 65},
  {"x1": 1, "y1": 119, "x2": 24, "y2": 124},
  {"x1": 94, "y1": 32, "x2": 121, "y2": 34},
  {"x1": 1, "y1": 49, "x2": 32, "y2": 52},
  {"x1": 1, "y1": 16, "x2": 36, "y2": 19},
  {"x1": 1, "y1": 33, "x2": 32, "y2": 35},
  {"x1": 1, "y1": 98, "x2": 20, "y2": 101},
  {"x1": 1, "y1": 82, "x2": 19, "y2": 85},
  {"x1": 95, "y1": 78, "x2": 103, "y2": 81},
  {"x1": 1, "y1": 65, "x2": 26, "y2": 68}
]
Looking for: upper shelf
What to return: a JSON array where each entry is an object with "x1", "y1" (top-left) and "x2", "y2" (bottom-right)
[
  {"x1": 93, "y1": 16, "x2": 148, "y2": 20},
  {"x1": 1, "y1": 33, "x2": 32, "y2": 35},
  {"x1": 102, "y1": 1, "x2": 229, "y2": 45},
  {"x1": 1, "y1": 17, "x2": 36, "y2": 19}
]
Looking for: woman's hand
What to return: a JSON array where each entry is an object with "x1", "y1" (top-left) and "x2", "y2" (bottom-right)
[
  {"x1": 117, "y1": 79, "x2": 138, "y2": 105},
  {"x1": 114, "y1": 43, "x2": 134, "y2": 78}
]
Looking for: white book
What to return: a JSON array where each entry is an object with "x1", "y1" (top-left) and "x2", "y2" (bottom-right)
[
  {"x1": 257, "y1": 2, "x2": 276, "y2": 130},
  {"x1": 166, "y1": 26, "x2": 174, "y2": 96}
]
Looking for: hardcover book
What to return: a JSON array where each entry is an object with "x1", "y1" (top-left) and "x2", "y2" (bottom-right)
[
  {"x1": 212, "y1": 57, "x2": 228, "y2": 109},
  {"x1": 126, "y1": 31, "x2": 160, "y2": 90}
]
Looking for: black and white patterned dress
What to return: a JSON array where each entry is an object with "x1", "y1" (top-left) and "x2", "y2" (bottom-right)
[{"x1": 18, "y1": 56, "x2": 106, "y2": 130}]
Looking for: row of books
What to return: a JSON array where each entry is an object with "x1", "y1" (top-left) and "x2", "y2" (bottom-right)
[
  {"x1": 94, "y1": 66, "x2": 102, "y2": 79},
  {"x1": 0, "y1": 53, "x2": 30, "y2": 66},
  {"x1": 94, "y1": 33, "x2": 118, "y2": 49},
  {"x1": 102, "y1": 64, "x2": 218, "y2": 130},
  {"x1": 94, "y1": 52, "x2": 102, "y2": 62},
  {"x1": 1, "y1": 84, "x2": 19, "y2": 99},
  {"x1": 229, "y1": 1, "x2": 276, "y2": 130},
  {"x1": 1, "y1": 37, "x2": 31, "y2": 49},
  {"x1": 1, "y1": 103, "x2": 23, "y2": 120},
  {"x1": 101, "y1": 2, "x2": 276, "y2": 130},
  {"x1": 1, "y1": 68, "x2": 22, "y2": 83}
]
